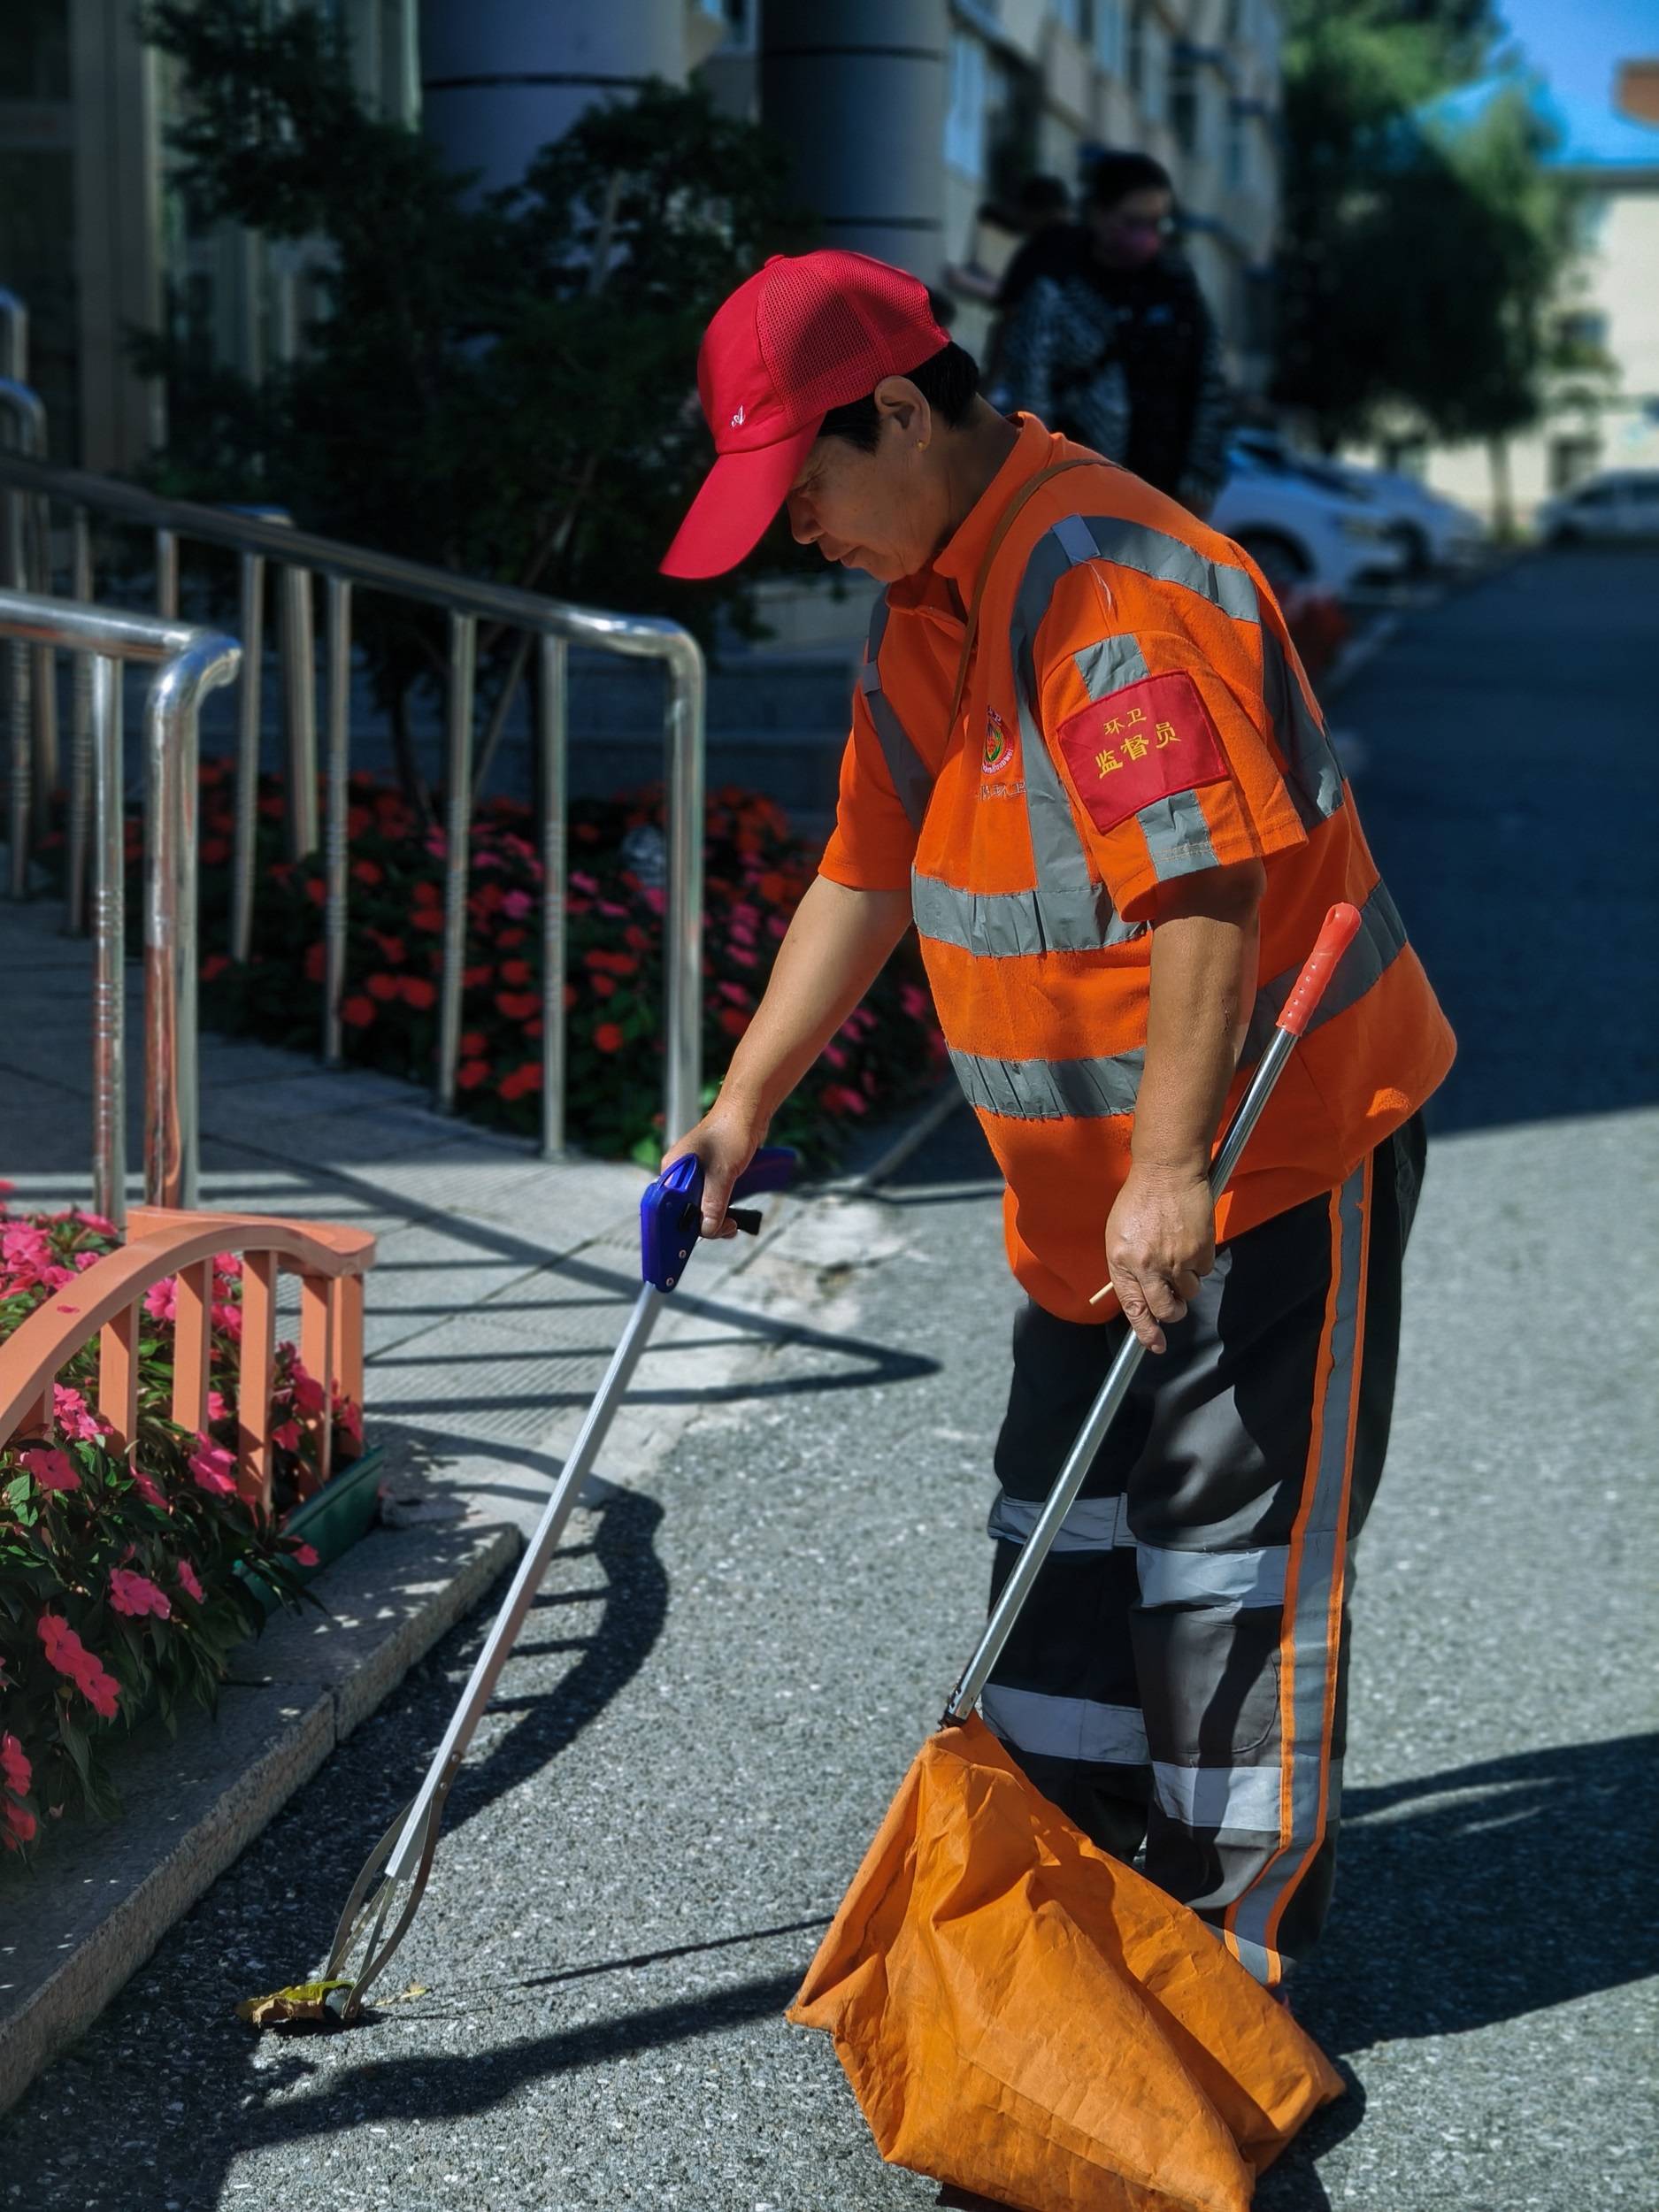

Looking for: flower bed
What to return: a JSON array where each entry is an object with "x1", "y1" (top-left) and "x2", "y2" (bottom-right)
[
  {"x1": 0, "y1": 1197, "x2": 359, "y2": 1857},
  {"x1": 172, "y1": 769, "x2": 947, "y2": 1166}
]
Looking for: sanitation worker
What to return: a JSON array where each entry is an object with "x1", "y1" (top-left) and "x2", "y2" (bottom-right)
[{"x1": 659, "y1": 250, "x2": 1454, "y2": 2015}]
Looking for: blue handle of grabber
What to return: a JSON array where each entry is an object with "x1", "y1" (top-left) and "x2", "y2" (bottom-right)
[{"x1": 639, "y1": 1145, "x2": 798, "y2": 1293}]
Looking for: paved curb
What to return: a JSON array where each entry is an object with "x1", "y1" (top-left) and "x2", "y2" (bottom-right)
[{"x1": 0, "y1": 1504, "x2": 519, "y2": 2113}]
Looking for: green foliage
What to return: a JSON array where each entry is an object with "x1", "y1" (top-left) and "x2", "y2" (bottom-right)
[
  {"x1": 1274, "y1": 1, "x2": 1579, "y2": 447},
  {"x1": 134, "y1": 2, "x2": 814, "y2": 710}
]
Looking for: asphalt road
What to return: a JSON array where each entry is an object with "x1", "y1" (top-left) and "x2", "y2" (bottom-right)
[{"x1": 6, "y1": 549, "x2": 1655, "y2": 2211}]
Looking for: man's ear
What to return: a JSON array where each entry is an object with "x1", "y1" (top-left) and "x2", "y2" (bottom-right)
[{"x1": 872, "y1": 375, "x2": 931, "y2": 446}]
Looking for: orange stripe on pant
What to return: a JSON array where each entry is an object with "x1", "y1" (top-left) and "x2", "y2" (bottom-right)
[{"x1": 1224, "y1": 1153, "x2": 1373, "y2": 1987}]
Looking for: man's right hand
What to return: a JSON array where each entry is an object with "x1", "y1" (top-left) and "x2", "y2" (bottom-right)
[{"x1": 661, "y1": 1104, "x2": 765, "y2": 1240}]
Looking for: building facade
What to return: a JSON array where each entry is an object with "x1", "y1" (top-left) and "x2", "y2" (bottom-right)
[{"x1": 4, "y1": 0, "x2": 1282, "y2": 474}]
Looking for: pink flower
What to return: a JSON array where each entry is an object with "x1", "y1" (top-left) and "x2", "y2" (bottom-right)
[
  {"x1": 822, "y1": 1043, "x2": 848, "y2": 1071},
  {"x1": 1, "y1": 1732, "x2": 30, "y2": 1797},
  {"x1": 174, "y1": 1558, "x2": 204, "y2": 1603},
  {"x1": 36, "y1": 1615, "x2": 121, "y2": 1719},
  {"x1": 211, "y1": 1301, "x2": 242, "y2": 1341},
  {"x1": 19, "y1": 1446, "x2": 80, "y2": 1494},
  {"x1": 53, "y1": 1384, "x2": 104, "y2": 1441},
  {"x1": 206, "y1": 1388, "x2": 229, "y2": 1422},
  {"x1": 271, "y1": 1420, "x2": 302, "y2": 1453},
  {"x1": 289, "y1": 1367, "x2": 325, "y2": 1417},
  {"x1": 501, "y1": 888, "x2": 534, "y2": 919},
  {"x1": 337, "y1": 1396, "x2": 364, "y2": 1445},
  {"x1": 188, "y1": 1440, "x2": 237, "y2": 1497},
  {"x1": 290, "y1": 1543, "x2": 319, "y2": 1568},
  {"x1": 73, "y1": 1249, "x2": 101, "y2": 1271},
  {"x1": 143, "y1": 1279, "x2": 177, "y2": 1324},
  {"x1": 899, "y1": 982, "x2": 932, "y2": 1021},
  {"x1": 73, "y1": 1210, "x2": 117, "y2": 1237},
  {"x1": 1, "y1": 1224, "x2": 49, "y2": 1266},
  {"x1": 569, "y1": 871, "x2": 599, "y2": 895},
  {"x1": 130, "y1": 1463, "x2": 170, "y2": 1513},
  {"x1": 212, "y1": 1252, "x2": 242, "y2": 1279},
  {"x1": 3, "y1": 1800, "x2": 36, "y2": 1847},
  {"x1": 109, "y1": 1568, "x2": 172, "y2": 1620}
]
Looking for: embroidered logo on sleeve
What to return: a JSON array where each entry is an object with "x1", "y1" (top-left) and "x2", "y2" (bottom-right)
[{"x1": 1053, "y1": 669, "x2": 1230, "y2": 836}]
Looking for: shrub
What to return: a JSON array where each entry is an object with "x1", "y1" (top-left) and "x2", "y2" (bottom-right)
[
  {"x1": 180, "y1": 764, "x2": 949, "y2": 1166},
  {"x1": 0, "y1": 1197, "x2": 359, "y2": 1853}
]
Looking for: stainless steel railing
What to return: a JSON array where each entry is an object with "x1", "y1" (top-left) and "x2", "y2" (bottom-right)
[
  {"x1": 0, "y1": 588, "x2": 242, "y2": 1226},
  {"x1": 0, "y1": 442, "x2": 707, "y2": 1161}
]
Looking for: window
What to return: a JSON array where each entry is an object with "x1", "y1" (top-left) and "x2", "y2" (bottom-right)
[
  {"x1": 1093, "y1": 0, "x2": 1125, "y2": 74},
  {"x1": 1170, "y1": 51, "x2": 1198, "y2": 153},
  {"x1": 1052, "y1": 0, "x2": 1087, "y2": 35},
  {"x1": 1139, "y1": 14, "x2": 1166, "y2": 124},
  {"x1": 1550, "y1": 437, "x2": 1604, "y2": 495},
  {"x1": 945, "y1": 32, "x2": 988, "y2": 176},
  {"x1": 985, "y1": 49, "x2": 1042, "y2": 204}
]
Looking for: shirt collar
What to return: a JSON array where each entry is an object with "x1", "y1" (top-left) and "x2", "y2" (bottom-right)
[{"x1": 929, "y1": 412, "x2": 1064, "y2": 595}]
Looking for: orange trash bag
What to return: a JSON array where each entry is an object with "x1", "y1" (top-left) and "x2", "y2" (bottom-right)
[
  {"x1": 787, "y1": 1713, "x2": 1342, "y2": 2212},
  {"x1": 788, "y1": 910, "x2": 1364, "y2": 2212}
]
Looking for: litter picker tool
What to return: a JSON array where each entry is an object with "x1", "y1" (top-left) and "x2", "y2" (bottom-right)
[
  {"x1": 789, "y1": 905, "x2": 1363, "y2": 2212},
  {"x1": 239, "y1": 1145, "x2": 795, "y2": 2031}
]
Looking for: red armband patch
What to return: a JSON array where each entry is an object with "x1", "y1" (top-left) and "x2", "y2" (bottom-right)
[{"x1": 1054, "y1": 669, "x2": 1230, "y2": 835}]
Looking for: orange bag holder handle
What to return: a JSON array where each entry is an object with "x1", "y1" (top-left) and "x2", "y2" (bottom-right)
[{"x1": 941, "y1": 901, "x2": 1364, "y2": 1731}]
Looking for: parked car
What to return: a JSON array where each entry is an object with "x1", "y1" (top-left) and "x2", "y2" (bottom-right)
[
  {"x1": 1232, "y1": 430, "x2": 1486, "y2": 572},
  {"x1": 1211, "y1": 448, "x2": 1408, "y2": 599},
  {"x1": 1536, "y1": 471, "x2": 1659, "y2": 543}
]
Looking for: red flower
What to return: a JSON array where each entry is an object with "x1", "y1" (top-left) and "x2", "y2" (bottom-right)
[
  {"x1": 291, "y1": 1542, "x2": 320, "y2": 1569},
  {"x1": 19, "y1": 1446, "x2": 80, "y2": 1494},
  {"x1": 718, "y1": 1008, "x2": 750, "y2": 1038},
  {"x1": 457, "y1": 1059, "x2": 491, "y2": 1091},
  {"x1": 202, "y1": 953, "x2": 230, "y2": 983},
  {"x1": 757, "y1": 871, "x2": 787, "y2": 902},
  {"x1": 366, "y1": 972, "x2": 401, "y2": 1002},
  {"x1": 593, "y1": 1022, "x2": 626, "y2": 1055},
  {"x1": 303, "y1": 941, "x2": 326, "y2": 984},
  {"x1": 499, "y1": 958, "x2": 532, "y2": 987},
  {"x1": 495, "y1": 991, "x2": 539, "y2": 1021},
  {"x1": 36, "y1": 1616, "x2": 120, "y2": 1719},
  {"x1": 272, "y1": 1419, "x2": 302, "y2": 1451},
  {"x1": 201, "y1": 837, "x2": 231, "y2": 866},
  {"x1": 290, "y1": 1366, "x2": 326, "y2": 1417},
  {"x1": 174, "y1": 1558, "x2": 204, "y2": 1603},
  {"x1": 1, "y1": 1733, "x2": 31, "y2": 1796},
  {"x1": 4, "y1": 1800, "x2": 36, "y2": 1847},
  {"x1": 304, "y1": 877, "x2": 326, "y2": 906},
  {"x1": 399, "y1": 976, "x2": 436, "y2": 1010},
  {"x1": 590, "y1": 974, "x2": 616, "y2": 999},
  {"x1": 411, "y1": 907, "x2": 443, "y2": 933},
  {"x1": 498, "y1": 1063, "x2": 543, "y2": 1102},
  {"x1": 109, "y1": 1568, "x2": 172, "y2": 1620},
  {"x1": 352, "y1": 858, "x2": 382, "y2": 887},
  {"x1": 369, "y1": 930, "x2": 406, "y2": 963},
  {"x1": 496, "y1": 926, "x2": 527, "y2": 950},
  {"x1": 342, "y1": 995, "x2": 376, "y2": 1028},
  {"x1": 460, "y1": 1029, "x2": 488, "y2": 1056}
]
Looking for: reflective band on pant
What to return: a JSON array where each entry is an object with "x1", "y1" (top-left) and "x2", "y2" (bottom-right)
[
  {"x1": 860, "y1": 595, "x2": 933, "y2": 832},
  {"x1": 1225, "y1": 1160, "x2": 1370, "y2": 1984},
  {"x1": 1135, "y1": 1540, "x2": 1290, "y2": 1610},
  {"x1": 1153, "y1": 1760, "x2": 1290, "y2": 1834},
  {"x1": 988, "y1": 1488, "x2": 1135, "y2": 1554},
  {"x1": 950, "y1": 1046, "x2": 1144, "y2": 1121},
  {"x1": 1240, "y1": 878, "x2": 1409, "y2": 1064},
  {"x1": 912, "y1": 871, "x2": 1145, "y2": 956},
  {"x1": 980, "y1": 1682, "x2": 1150, "y2": 1766}
]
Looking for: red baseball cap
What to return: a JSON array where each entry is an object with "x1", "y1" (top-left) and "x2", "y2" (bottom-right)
[{"x1": 660, "y1": 250, "x2": 951, "y2": 580}]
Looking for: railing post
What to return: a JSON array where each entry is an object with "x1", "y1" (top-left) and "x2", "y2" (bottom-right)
[
  {"x1": 538, "y1": 631, "x2": 568, "y2": 1157},
  {"x1": 239, "y1": 1250, "x2": 276, "y2": 1512},
  {"x1": 143, "y1": 631, "x2": 242, "y2": 1210},
  {"x1": 89, "y1": 654, "x2": 127, "y2": 1229},
  {"x1": 323, "y1": 575, "x2": 352, "y2": 1064},
  {"x1": 0, "y1": 378, "x2": 46, "y2": 900},
  {"x1": 297, "y1": 1271, "x2": 335, "y2": 1488},
  {"x1": 663, "y1": 637, "x2": 706, "y2": 1148},
  {"x1": 230, "y1": 548, "x2": 265, "y2": 963},
  {"x1": 154, "y1": 526, "x2": 179, "y2": 622},
  {"x1": 65, "y1": 508, "x2": 95, "y2": 934},
  {"x1": 279, "y1": 564, "x2": 319, "y2": 860},
  {"x1": 435, "y1": 611, "x2": 476, "y2": 1114}
]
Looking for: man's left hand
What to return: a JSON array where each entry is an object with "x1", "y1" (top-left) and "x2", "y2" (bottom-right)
[{"x1": 1102, "y1": 1164, "x2": 1216, "y2": 1354}]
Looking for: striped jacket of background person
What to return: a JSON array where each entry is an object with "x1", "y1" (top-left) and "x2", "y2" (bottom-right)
[{"x1": 818, "y1": 411, "x2": 1455, "y2": 1322}]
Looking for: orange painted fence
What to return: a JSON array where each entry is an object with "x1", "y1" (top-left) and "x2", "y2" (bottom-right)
[{"x1": 0, "y1": 1209, "x2": 375, "y2": 1511}]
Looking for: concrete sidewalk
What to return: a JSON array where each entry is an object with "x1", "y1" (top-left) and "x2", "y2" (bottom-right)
[{"x1": 0, "y1": 887, "x2": 877, "y2": 2108}]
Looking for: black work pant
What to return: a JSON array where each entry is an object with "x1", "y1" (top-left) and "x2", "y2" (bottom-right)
[{"x1": 983, "y1": 1115, "x2": 1425, "y2": 1987}]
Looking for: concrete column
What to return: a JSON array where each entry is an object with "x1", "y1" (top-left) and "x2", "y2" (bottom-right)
[
  {"x1": 760, "y1": 0, "x2": 949, "y2": 287},
  {"x1": 419, "y1": 0, "x2": 689, "y2": 196},
  {"x1": 70, "y1": 0, "x2": 165, "y2": 472}
]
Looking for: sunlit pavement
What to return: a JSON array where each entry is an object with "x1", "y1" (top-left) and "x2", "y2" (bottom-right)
[{"x1": 7, "y1": 547, "x2": 1655, "y2": 2211}]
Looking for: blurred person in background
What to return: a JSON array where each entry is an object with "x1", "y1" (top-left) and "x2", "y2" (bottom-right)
[{"x1": 999, "y1": 151, "x2": 1232, "y2": 517}]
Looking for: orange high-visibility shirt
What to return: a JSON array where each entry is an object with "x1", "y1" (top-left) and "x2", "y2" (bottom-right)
[{"x1": 820, "y1": 414, "x2": 1455, "y2": 1322}]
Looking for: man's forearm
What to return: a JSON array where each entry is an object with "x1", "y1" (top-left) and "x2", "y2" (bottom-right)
[
  {"x1": 1131, "y1": 864, "x2": 1264, "y2": 1177},
  {"x1": 717, "y1": 874, "x2": 914, "y2": 1128}
]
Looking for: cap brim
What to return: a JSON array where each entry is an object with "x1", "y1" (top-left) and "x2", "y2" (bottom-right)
[{"x1": 659, "y1": 422, "x2": 820, "y2": 579}]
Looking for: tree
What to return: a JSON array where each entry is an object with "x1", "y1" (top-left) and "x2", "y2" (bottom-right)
[
  {"x1": 1272, "y1": 0, "x2": 1579, "y2": 483},
  {"x1": 134, "y1": 2, "x2": 814, "y2": 797}
]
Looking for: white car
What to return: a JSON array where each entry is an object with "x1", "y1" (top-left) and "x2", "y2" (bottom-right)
[
  {"x1": 1536, "y1": 471, "x2": 1659, "y2": 543},
  {"x1": 1233, "y1": 430, "x2": 1486, "y2": 572},
  {"x1": 1210, "y1": 448, "x2": 1408, "y2": 599}
]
